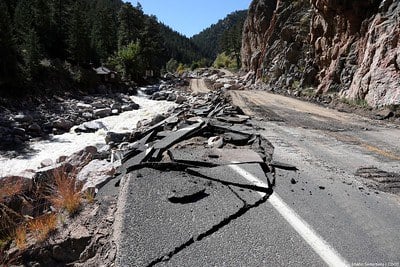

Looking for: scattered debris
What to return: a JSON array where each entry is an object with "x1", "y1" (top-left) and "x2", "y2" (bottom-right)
[{"x1": 355, "y1": 167, "x2": 400, "y2": 194}]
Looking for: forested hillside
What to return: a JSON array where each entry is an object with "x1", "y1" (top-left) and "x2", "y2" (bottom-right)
[
  {"x1": 191, "y1": 10, "x2": 247, "y2": 60},
  {"x1": 0, "y1": 0, "x2": 207, "y2": 97}
]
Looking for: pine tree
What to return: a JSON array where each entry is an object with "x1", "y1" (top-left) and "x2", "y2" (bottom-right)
[
  {"x1": 33, "y1": 0, "x2": 53, "y2": 56},
  {"x1": 67, "y1": 1, "x2": 89, "y2": 64},
  {"x1": 14, "y1": 0, "x2": 42, "y2": 80},
  {"x1": 0, "y1": 0, "x2": 19, "y2": 92},
  {"x1": 118, "y1": 3, "x2": 143, "y2": 49},
  {"x1": 140, "y1": 15, "x2": 162, "y2": 72},
  {"x1": 90, "y1": 0, "x2": 118, "y2": 62}
]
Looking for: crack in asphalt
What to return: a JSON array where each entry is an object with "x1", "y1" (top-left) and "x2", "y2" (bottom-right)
[
  {"x1": 146, "y1": 192, "x2": 271, "y2": 266},
  {"x1": 227, "y1": 185, "x2": 248, "y2": 206}
]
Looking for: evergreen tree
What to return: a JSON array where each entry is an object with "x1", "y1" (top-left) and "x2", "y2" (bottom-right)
[
  {"x1": 49, "y1": 0, "x2": 73, "y2": 59},
  {"x1": 220, "y1": 21, "x2": 244, "y2": 68},
  {"x1": 118, "y1": 3, "x2": 143, "y2": 49},
  {"x1": 91, "y1": 0, "x2": 118, "y2": 62},
  {"x1": 166, "y1": 58, "x2": 178, "y2": 73},
  {"x1": 67, "y1": 1, "x2": 89, "y2": 64},
  {"x1": 33, "y1": 0, "x2": 55, "y2": 57},
  {"x1": 14, "y1": 0, "x2": 42, "y2": 80},
  {"x1": 140, "y1": 15, "x2": 162, "y2": 71},
  {"x1": 0, "y1": 0, "x2": 19, "y2": 91}
]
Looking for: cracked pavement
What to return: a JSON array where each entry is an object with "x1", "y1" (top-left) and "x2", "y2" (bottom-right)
[{"x1": 111, "y1": 89, "x2": 400, "y2": 266}]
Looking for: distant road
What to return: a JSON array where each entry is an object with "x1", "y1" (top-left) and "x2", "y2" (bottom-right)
[{"x1": 189, "y1": 78, "x2": 209, "y2": 94}]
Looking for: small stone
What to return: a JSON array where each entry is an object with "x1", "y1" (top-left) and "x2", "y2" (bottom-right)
[
  {"x1": 290, "y1": 178, "x2": 297, "y2": 184},
  {"x1": 40, "y1": 158, "x2": 54, "y2": 168},
  {"x1": 319, "y1": 186, "x2": 325, "y2": 190}
]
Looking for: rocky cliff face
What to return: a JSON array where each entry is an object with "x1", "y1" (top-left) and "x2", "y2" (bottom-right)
[{"x1": 241, "y1": 0, "x2": 400, "y2": 107}]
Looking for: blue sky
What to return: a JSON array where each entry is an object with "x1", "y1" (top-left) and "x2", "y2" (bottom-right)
[{"x1": 129, "y1": 1, "x2": 252, "y2": 37}]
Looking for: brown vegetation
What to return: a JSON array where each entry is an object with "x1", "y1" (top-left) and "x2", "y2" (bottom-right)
[
  {"x1": 28, "y1": 213, "x2": 58, "y2": 243},
  {"x1": 48, "y1": 167, "x2": 83, "y2": 215}
]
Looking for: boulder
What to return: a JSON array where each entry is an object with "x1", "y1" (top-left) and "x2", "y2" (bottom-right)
[
  {"x1": 121, "y1": 103, "x2": 139, "y2": 111},
  {"x1": 76, "y1": 159, "x2": 115, "y2": 191},
  {"x1": 93, "y1": 108, "x2": 112, "y2": 118},
  {"x1": 167, "y1": 93, "x2": 177, "y2": 101},
  {"x1": 175, "y1": 95, "x2": 186, "y2": 104},
  {"x1": 28, "y1": 123, "x2": 42, "y2": 134},
  {"x1": 76, "y1": 103, "x2": 93, "y2": 110},
  {"x1": 53, "y1": 119, "x2": 73, "y2": 131},
  {"x1": 75, "y1": 121, "x2": 108, "y2": 133},
  {"x1": 92, "y1": 101, "x2": 107, "y2": 109},
  {"x1": 12, "y1": 127, "x2": 26, "y2": 136},
  {"x1": 105, "y1": 132, "x2": 130, "y2": 144}
]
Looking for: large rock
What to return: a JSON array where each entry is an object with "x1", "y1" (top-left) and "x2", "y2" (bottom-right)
[
  {"x1": 75, "y1": 121, "x2": 108, "y2": 133},
  {"x1": 76, "y1": 159, "x2": 115, "y2": 191},
  {"x1": 93, "y1": 108, "x2": 112, "y2": 118},
  {"x1": 53, "y1": 119, "x2": 73, "y2": 131}
]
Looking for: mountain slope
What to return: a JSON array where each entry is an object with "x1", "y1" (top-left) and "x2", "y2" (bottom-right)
[{"x1": 192, "y1": 10, "x2": 248, "y2": 59}]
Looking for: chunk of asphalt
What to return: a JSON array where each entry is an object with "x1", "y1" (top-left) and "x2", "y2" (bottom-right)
[
  {"x1": 222, "y1": 132, "x2": 252, "y2": 145},
  {"x1": 216, "y1": 115, "x2": 250, "y2": 124},
  {"x1": 153, "y1": 121, "x2": 205, "y2": 151},
  {"x1": 168, "y1": 184, "x2": 209, "y2": 204},
  {"x1": 207, "y1": 103, "x2": 224, "y2": 118},
  {"x1": 122, "y1": 130, "x2": 156, "y2": 164},
  {"x1": 121, "y1": 148, "x2": 155, "y2": 175},
  {"x1": 251, "y1": 134, "x2": 275, "y2": 163},
  {"x1": 271, "y1": 161, "x2": 298, "y2": 171},
  {"x1": 208, "y1": 119, "x2": 255, "y2": 135}
]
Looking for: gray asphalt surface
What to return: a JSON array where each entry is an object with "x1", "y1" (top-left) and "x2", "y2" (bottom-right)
[{"x1": 114, "y1": 91, "x2": 400, "y2": 266}]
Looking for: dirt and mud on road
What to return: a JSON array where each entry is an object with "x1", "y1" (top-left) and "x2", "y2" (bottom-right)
[{"x1": 229, "y1": 90, "x2": 400, "y2": 195}]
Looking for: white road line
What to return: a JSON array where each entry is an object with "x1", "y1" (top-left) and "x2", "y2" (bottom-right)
[{"x1": 228, "y1": 164, "x2": 350, "y2": 267}]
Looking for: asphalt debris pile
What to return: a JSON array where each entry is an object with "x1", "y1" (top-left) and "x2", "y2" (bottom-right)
[
  {"x1": 113, "y1": 88, "x2": 298, "y2": 266},
  {"x1": 114, "y1": 88, "x2": 275, "y2": 186}
]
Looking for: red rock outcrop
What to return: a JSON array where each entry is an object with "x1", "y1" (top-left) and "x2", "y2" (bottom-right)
[
  {"x1": 241, "y1": 0, "x2": 400, "y2": 107},
  {"x1": 311, "y1": 0, "x2": 400, "y2": 107},
  {"x1": 241, "y1": 0, "x2": 277, "y2": 73}
]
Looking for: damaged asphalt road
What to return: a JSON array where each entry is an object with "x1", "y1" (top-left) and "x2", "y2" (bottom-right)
[
  {"x1": 109, "y1": 88, "x2": 400, "y2": 266},
  {"x1": 111, "y1": 89, "x2": 301, "y2": 266}
]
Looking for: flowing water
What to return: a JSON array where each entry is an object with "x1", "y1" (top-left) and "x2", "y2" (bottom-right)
[{"x1": 0, "y1": 96, "x2": 176, "y2": 176}]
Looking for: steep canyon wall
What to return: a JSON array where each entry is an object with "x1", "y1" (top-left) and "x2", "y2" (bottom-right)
[{"x1": 241, "y1": 0, "x2": 400, "y2": 107}]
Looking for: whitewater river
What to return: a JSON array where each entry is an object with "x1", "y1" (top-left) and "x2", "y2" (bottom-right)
[{"x1": 0, "y1": 96, "x2": 176, "y2": 176}]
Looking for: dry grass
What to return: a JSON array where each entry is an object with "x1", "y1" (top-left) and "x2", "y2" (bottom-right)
[
  {"x1": 49, "y1": 168, "x2": 83, "y2": 215},
  {"x1": 28, "y1": 213, "x2": 57, "y2": 242},
  {"x1": 14, "y1": 225, "x2": 27, "y2": 250},
  {"x1": 84, "y1": 188, "x2": 96, "y2": 204},
  {"x1": 0, "y1": 179, "x2": 23, "y2": 200}
]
